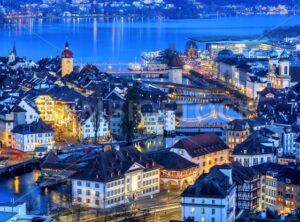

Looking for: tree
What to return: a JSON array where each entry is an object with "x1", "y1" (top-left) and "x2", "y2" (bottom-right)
[
  {"x1": 89, "y1": 91, "x2": 104, "y2": 143},
  {"x1": 122, "y1": 86, "x2": 141, "y2": 143}
]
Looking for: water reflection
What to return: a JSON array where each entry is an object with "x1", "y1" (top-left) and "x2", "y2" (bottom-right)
[
  {"x1": 0, "y1": 171, "x2": 71, "y2": 214},
  {"x1": 13, "y1": 176, "x2": 19, "y2": 193}
]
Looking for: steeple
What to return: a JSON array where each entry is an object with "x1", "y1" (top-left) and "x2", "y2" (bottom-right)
[
  {"x1": 279, "y1": 49, "x2": 289, "y2": 61},
  {"x1": 12, "y1": 42, "x2": 17, "y2": 55},
  {"x1": 269, "y1": 48, "x2": 278, "y2": 59},
  {"x1": 8, "y1": 42, "x2": 17, "y2": 64},
  {"x1": 268, "y1": 49, "x2": 278, "y2": 71}
]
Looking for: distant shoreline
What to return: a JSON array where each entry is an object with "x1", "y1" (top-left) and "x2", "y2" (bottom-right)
[{"x1": 2, "y1": 12, "x2": 300, "y2": 24}]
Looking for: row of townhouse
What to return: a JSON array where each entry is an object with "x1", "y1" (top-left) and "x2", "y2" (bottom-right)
[
  {"x1": 214, "y1": 48, "x2": 300, "y2": 99},
  {"x1": 181, "y1": 161, "x2": 300, "y2": 222}
]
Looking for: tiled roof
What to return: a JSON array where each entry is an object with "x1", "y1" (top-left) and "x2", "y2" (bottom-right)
[
  {"x1": 181, "y1": 166, "x2": 232, "y2": 198},
  {"x1": 233, "y1": 132, "x2": 275, "y2": 156},
  {"x1": 71, "y1": 147, "x2": 161, "y2": 183},
  {"x1": 146, "y1": 150, "x2": 197, "y2": 171},
  {"x1": 173, "y1": 133, "x2": 228, "y2": 158},
  {"x1": 12, "y1": 120, "x2": 53, "y2": 134}
]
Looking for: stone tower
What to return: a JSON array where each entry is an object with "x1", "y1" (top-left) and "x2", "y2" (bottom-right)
[
  {"x1": 61, "y1": 42, "x2": 74, "y2": 77},
  {"x1": 278, "y1": 49, "x2": 290, "y2": 88},
  {"x1": 168, "y1": 54, "x2": 183, "y2": 84}
]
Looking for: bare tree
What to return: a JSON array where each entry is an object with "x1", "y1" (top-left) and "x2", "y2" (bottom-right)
[{"x1": 90, "y1": 92, "x2": 104, "y2": 143}]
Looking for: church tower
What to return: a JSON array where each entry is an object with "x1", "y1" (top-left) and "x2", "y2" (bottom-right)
[
  {"x1": 8, "y1": 43, "x2": 17, "y2": 64},
  {"x1": 61, "y1": 42, "x2": 74, "y2": 77},
  {"x1": 278, "y1": 50, "x2": 291, "y2": 88},
  {"x1": 268, "y1": 49, "x2": 278, "y2": 71}
]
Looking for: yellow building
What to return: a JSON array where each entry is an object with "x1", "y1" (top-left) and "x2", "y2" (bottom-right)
[
  {"x1": 36, "y1": 94, "x2": 79, "y2": 141},
  {"x1": 61, "y1": 42, "x2": 74, "y2": 77},
  {"x1": 170, "y1": 133, "x2": 230, "y2": 175}
]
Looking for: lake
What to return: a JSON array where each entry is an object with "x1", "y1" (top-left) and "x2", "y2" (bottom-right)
[{"x1": 1, "y1": 15, "x2": 300, "y2": 64}]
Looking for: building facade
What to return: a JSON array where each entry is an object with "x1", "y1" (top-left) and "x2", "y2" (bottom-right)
[
  {"x1": 171, "y1": 133, "x2": 230, "y2": 174},
  {"x1": 71, "y1": 147, "x2": 161, "y2": 209},
  {"x1": 181, "y1": 165, "x2": 236, "y2": 222},
  {"x1": 11, "y1": 120, "x2": 54, "y2": 152}
]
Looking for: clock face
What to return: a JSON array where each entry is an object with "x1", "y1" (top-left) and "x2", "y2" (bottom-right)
[{"x1": 66, "y1": 60, "x2": 71, "y2": 64}]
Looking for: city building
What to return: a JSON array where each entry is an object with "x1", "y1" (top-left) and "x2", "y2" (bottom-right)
[
  {"x1": 17, "y1": 98, "x2": 39, "y2": 124},
  {"x1": 171, "y1": 133, "x2": 230, "y2": 174},
  {"x1": 225, "y1": 119, "x2": 252, "y2": 153},
  {"x1": 146, "y1": 150, "x2": 198, "y2": 190},
  {"x1": 11, "y1": 120, "x2": 54, "y2": 152},
  {"x1": 181, "y1": 165, "x2": 236, "y2": 222},
  {"x1": 253, "y1": 162, "x2": 300, "y2": 213},
  {"x1": 71, "y1": 147, "x2": 161, "y2": 209},
  {"x1": 233, "y1": 132, "x2": 277, "y2": 167},
  {"x1": 109, "y1": 109, "x2": 123, "y2": 136},
  {"x1": 163, "y1": 109, "x2": 176, "y2": 136},
  {"x1": 225, "y1": 118, "x2": 268, "y2": 155},
  {"x1": 141, "y1": 103, "x2": 164, "y2": 135},
  {"x1": 35, "y1": 86, "x2": 86, "y2": 141},
  {"x1": 230, "y1": 162, "x2": 260, "y2": 211},
  {"x1": 263, "y1": 124, "x2": 294, "y2": 155},
  {"x1": 0, "y1": 105, "x2": 26, "y2": 148},
  {"x1": 80, "y1": 112, "x2": 109, "y2": 142}
]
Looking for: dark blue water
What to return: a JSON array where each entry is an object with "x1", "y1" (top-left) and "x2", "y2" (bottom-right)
[
  {"x1": 1, "y1": 15, "x2": 300, "y2": 64},
  {"x1": 0, "y1": 170, "x2": 71, "y2": 214}
]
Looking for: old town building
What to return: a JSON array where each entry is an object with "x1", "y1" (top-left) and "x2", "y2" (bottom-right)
[
  {"x1": 171, "y1": 133, "x2": 230, "y2": 174},
  {"x1": 71, "y1": 147, "x2": 161, "y2": 209}
]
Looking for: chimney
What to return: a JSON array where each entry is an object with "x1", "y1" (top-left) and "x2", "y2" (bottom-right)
[
  {"x1": 118, "y1": 170, "x2": 121, "y2": 176},
  {"x1": 111, "y1": 172, "x2": 114, "y2": 178}
]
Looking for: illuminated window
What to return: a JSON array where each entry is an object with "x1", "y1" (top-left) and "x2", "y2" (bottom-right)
[{"x1": 191, "y1": 207, "x2": 195, "y2": 214}]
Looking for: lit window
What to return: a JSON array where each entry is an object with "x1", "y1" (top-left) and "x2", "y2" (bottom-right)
[{"x1": 191, "y1": 207, "x2": 195, "y2": 214}]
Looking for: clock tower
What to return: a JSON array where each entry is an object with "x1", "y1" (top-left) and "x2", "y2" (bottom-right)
[{"x1": 61, "y1": 42, "x2": 74, "y2": 77}]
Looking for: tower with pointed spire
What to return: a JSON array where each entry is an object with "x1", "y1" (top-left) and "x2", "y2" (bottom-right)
[
  {"x1": 61, "y1": 41, "x2": 74, "y2": 77},
  {"x1": 268, "y1": 48, "x2": 278, "y2": 71},
  {"x1": 8, "y1": 43, "x2": 17, "y2": 64}
]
